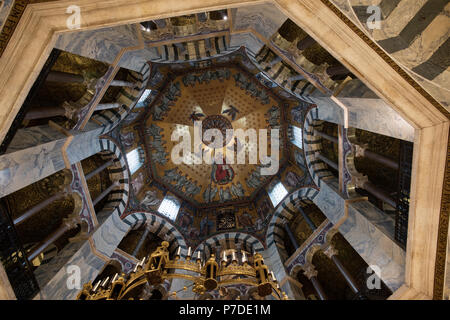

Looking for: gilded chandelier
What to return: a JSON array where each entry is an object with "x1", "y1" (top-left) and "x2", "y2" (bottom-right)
[{"x1": 77, "y1": 241, "x2": 288, "y2": 300}]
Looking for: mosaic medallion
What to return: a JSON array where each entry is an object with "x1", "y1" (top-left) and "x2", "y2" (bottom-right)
[{"x1": 201, "y1": 115, "x2": 233, "y2": 148}]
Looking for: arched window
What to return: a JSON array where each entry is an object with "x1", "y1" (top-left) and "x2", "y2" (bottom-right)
[
  {"x1": 136, "y1": 89, "x2": 152, "y2": 108},
  {"x1": 268, "y1": 181, "x2": 288, "y2": 207},
  {"x1": 158, "y1": 196, "x2": 180, "y2": 221},
  {"x1": 290, "y1": 125, "x2": 303, "y2": 149},
  {"x1": 126, "y1": 148, "x2": 144, "y2": 175}
]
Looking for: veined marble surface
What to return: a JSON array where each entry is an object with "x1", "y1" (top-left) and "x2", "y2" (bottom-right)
[
  {"x1": 313, "y1": 96, "x2": 415, "y2": 142},
  {"x1": 232, "y1": 3, "x2": 287, "y2": 39},
  {"x1": 55, "y1": 24, "x2": 140, "y2": 65},
  {"x1": 230, "y1": 32, "x2": 264, "y2": 56},
  {"x1": 314, "y1": 178, "x2": 406, "y2": 291},
  {"x1": 263, "y1": 246, "x2": 304, "y2": 300},
  {"x1": 35, "y1": 212, "x2": 132, "y2": 300},
  {"x1": 0, "y1": 124, "x2": 104, "y2": 198}
]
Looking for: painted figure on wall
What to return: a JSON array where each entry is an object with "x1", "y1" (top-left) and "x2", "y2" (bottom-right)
[
  {"x1": 230, "y1": 182, "x2": 245, "y2": 198},
  {"x1": 212, "y1": 161, "x2": 234, "y2": 185},
  {"x1": 132, "y1": 172, "x2": 145, "y2": 195},
  {"x1": 141, "y1": 190, "x2": 162, "y2": 209},
  {"x1": 236, "y1": 211, "x2": 253, "y2": 229},
  {"x1": 177, "y1": 209, "x2": 193, "y2": 230},
  {"x1": 256, "y1": 198, "x2": 272, "y2": 221},
  {"x1": 199, "y1": 213, "x2": 214, "y2": 237},
  {"x1": 285, "y1": 171, "x2": 303, "y2": 189},
  {"x1": 203, "y1": 185, "x2": 218, "y2": 203},
  {"x1": 120, "y1": 130, "x2": 135, "y2": 149}
]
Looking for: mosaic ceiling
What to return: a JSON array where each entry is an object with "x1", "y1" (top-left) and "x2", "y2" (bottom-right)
[{"x1": 134, "y1": 49, "x2": 300, "y2": 208}]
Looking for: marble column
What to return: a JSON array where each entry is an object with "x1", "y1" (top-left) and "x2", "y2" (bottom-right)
[
  {"x1": 315, "y1": 129, "x2": 338, "y2": 144},
  {"x1": 298, "y1": 206, "x2": 317, "y2": 231},
  {"x1": 354, "y1": 144, "x2": 398, "y2": 170},
  {"x1": 132, "y1": 227, "x2": 151, "y2": 257},
  {"x1": 283, "y1": 221, "x2": 299, "y2": 250},
  {"x1": 13, "y1": 188, "x2": 70, "y2": 225},
  {"x1": 323, "y1": 245, "x2": 363, "y2": 298},
  {"x1": 46, "y1": 71, "x2": 84, "y2": 83},
  {"x1": 85, "y1": 158, "x2": 115, "y2": 180},
  {"x1": 326, "y1": 65, "x2": 350, "y2": 77},
  {"x1": 316, "y1": 152, "x2": 339, "y2": 171},
  {"x1": 297, "y1": 35, "x2": 316, "y2": 51},
  {"x1": 27, "y1": 214, "x2": 80, "y2": 261},
  {"x1": 92, "y1": 181, "x2": 119, "y2": 206},
  {"x1": 359, "y1": 178, "x2": 397, "y2": 208},
  {"x1": 302, "y1": 264, "x2": 327, "y2": 300}
]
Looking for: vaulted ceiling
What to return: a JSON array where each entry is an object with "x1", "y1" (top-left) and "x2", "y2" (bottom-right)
[{"x1": 132, "y1": 49, "x2": 298, "y2": 208}]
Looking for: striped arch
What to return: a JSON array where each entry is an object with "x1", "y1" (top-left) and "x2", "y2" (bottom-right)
[
  {"x1": 265, "y1": 187, "x2": 320, "y2": 259},
  {"x1": 92, "y1": 63, "x2": 151, "y2": 133},
  {"x1": 95, "y1": 137, "x2": 130, "y2": 223},
  {"x1": 122, "y1": 211, "x2": 188, "y2": 257},
  {"x1": 193, "y1": 232, "x2": 265, "y2": 258},
  {"x1": 303, "y1": 107, "x2": 334, "y2": 187}
]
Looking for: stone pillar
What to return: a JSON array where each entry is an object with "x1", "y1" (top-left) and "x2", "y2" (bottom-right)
[
  {"x1": 27, "y1": 214, "x2": 80, "y2": 261},
  {"x1": 324, "y1": 245, "x2": 363, "y2": 297},
  {"x1": 132, "y1": 227, "x2": 151, "y2": 257},
  {"x1": 315, "y1": 129, "x2": 338, "y2": 144},
  {"x1": 354, "y1": 144, "x2": 398, "y2": 170},
  {"x1": 46, "y1": 71, "x2": 84, "y2": 83},
  {"x1": 85, "y1": 158, "x2": 115, "y2": 180},
  {"x1": 24, "y1": 106, "x2": 66, "y2": 120},
  {"x1": 92, "y1": 181, "x2": 119, "y2": 206},
  {"x1": 326, "y1": 65, "x2": 350, "y2": 77},
  {"x1": 298, "y1": 207, "x2": 317, "y2": 231},
  {"x1": 316, "y1": 152, "x2": 339, "y2": 171},
  {"x1": 303, "y1": 264, "x2": 327, "y2": 300},
  {"x1": 13, "y1": 189, "x2": 69, "y2": 225},
  {"x1": 283, "y1": 221, "x2": 299, "y2": 250},
  {"x1": 297, "y1": 35, "x2": 316, "y2": 50}
]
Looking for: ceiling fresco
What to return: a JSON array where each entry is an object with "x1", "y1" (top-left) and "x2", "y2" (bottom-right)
[
  {"x1": 112, "y1": 48, "x2": 315, "y2": 247},
  {"x1": 137, "y1": 48, "x2": 302, "y2": 208}
]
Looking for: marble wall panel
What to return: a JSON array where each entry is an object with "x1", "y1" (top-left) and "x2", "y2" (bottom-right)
[
  {"x1": 263, "y1": 246, "x2": 304, "y2": 300},
  {"x1": 230, "y1": 32, "x2": 264, "y2": 56},
  {"x1": 0, "y1": 138, "x2": 66, "y2": 197},
  {"x1": 119, "y1": 47, "x2": 160, "y2": 72},
  {"x1": 0, "y1": 125, "x2": 105, "y2": 198},
  {"x1": 55, "y1": 25, "x2": 140, "y2": 65},
  {"x1": 34, "y1": 241, "x2": 106, "y2": 300},
  {"x1": 312, "y1": 96, "x2": 415, "y2": 141},
  {"x1": 232, "y1": 3, "x2": 287, "y2": 39},
  {"x1": 313, "y1": 178, "x2": 405, "y2": 292},
  {"x1": 35, "y1": 212, "x2": 132, "y2": 300}
]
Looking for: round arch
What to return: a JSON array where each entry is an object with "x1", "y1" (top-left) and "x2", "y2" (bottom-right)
[
  {"x1": 193, "y1": 232, "x2": 265, "y2": 258},
  {"x1": 121, "y1": 211, "x2": 188, "y2": 257}
]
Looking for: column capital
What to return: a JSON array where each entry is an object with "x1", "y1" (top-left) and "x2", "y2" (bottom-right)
[
  {"x1": 63, "y1": 213, "x2": 81, "y2": 230},
  {"x1": 302, "y1": 263, "x2": 318, "y2": 279},
  {"x1": 62, "y1": 101, "x2": 82, "y2": 121},
  {"x1": 353, "y1": 143, "x2": 367, "y2": 158},
  {"x1": 323, "y1": 245, "x2": 338, "y2": 259}
]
